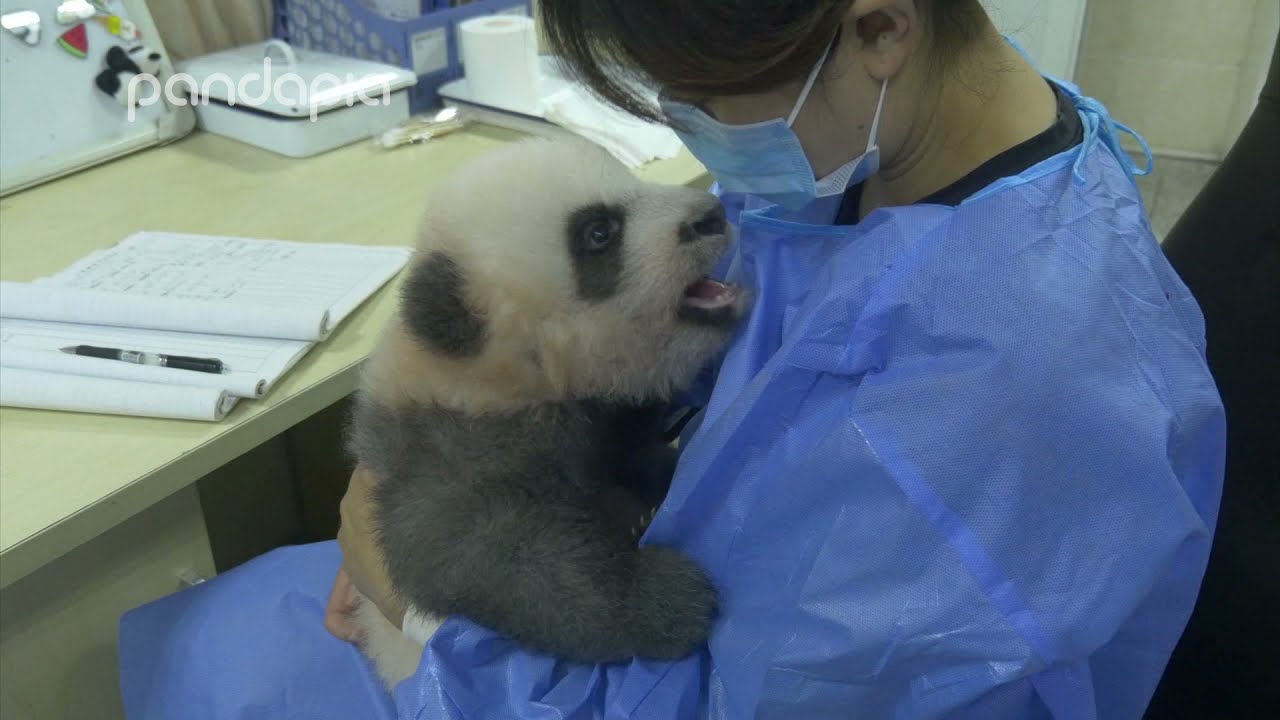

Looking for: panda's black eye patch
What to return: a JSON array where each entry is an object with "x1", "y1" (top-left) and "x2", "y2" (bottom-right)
[{"x1": 566, "y1": 204, "x2": 626, "y2": 301}]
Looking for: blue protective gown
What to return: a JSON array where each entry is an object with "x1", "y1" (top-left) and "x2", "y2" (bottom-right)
[{"x1": 118, "y1": 78, "x2": 1225, "y2": 719}]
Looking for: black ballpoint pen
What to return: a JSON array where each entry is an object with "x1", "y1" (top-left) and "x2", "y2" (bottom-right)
[{"x1": 60, "y1": 345, "x2": 225, "y2": 374}]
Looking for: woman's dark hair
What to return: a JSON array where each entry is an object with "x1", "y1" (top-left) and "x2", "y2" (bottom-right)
[{"x1": 537, "y1": 1, "x2": 989, "y2": 122}]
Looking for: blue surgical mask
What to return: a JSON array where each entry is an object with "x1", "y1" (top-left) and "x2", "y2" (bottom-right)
[{"x1": 660, "y1": 37, "x2": 888, "y2": 211}]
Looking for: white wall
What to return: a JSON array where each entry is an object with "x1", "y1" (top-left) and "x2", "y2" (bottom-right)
[
  {"x1": 1074, "y1": 0, "x2": 1275, "y2": 160},
  {"x1": 981, "y1": 0, "x2": 1090, "y2": 81}
]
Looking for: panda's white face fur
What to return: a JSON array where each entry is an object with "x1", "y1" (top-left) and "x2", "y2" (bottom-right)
[{"x1": 364, "y1": 138, "x2": 744, "y2": 413}]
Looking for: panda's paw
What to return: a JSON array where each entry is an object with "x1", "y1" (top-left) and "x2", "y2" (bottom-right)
[
  {"x1": 627, "y1": 505, "x2": 660, "y2": 541},
  {"x1": 627, "y1": 546, "x2": 718, "y2": 660}
]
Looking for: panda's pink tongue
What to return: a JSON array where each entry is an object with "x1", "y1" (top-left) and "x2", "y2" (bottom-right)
[{"x1": 682, "y1": 278, "x2": 739, "y2": 309}]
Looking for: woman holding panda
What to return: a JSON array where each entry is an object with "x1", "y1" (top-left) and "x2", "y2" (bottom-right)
[{"x1": 119, "y1": 2, "x2": 1224, "y2": 718}]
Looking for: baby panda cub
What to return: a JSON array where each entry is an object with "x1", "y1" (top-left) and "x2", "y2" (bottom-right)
[{"x1": 345, "y1": 138, "x2": 745, "y2": 688}]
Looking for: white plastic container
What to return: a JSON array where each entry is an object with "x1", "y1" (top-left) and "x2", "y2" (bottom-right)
[{"x1": 177, "y1": 40, "x2": 418, "y2": 158}]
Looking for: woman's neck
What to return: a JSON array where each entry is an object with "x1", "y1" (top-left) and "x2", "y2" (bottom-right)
[{"x1": 859, "y1": 34, "x2": 1058, "y2": 219}]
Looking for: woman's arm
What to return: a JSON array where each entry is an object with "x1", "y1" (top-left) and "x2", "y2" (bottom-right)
[{"x1": 329, "y1": 466, "x2": 405, "y2": 637}]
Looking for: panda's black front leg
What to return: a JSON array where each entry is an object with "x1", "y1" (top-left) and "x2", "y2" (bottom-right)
[
  {"x1": 377, "y1": 480, "x2": 718, "y2": 664},
  {"x1": 591, "y1": 401, "x2": 683, "y2": 514},
  {"x1": 617, "y1": 443, "x2": 679, "y2": 522}
]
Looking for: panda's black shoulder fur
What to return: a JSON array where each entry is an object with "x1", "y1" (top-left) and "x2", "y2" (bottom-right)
[{"x1": 345, "y1": 390, "x2": 715, "y2": 663}]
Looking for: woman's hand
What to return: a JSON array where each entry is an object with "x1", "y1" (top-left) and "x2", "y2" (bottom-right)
[
  {"x1": 325, "y1": 465, "x2": 405, "y2": 641},
  {"x1": 323, "y1": 566, "x2": 365, "y2": 643}
]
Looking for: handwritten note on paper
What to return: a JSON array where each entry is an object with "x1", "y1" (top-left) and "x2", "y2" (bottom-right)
[
  {"x1": 47, "y1": 232, "x2": 412, "y2": 326},
  {"x1": 0, "y1": 282, "x2": 329, "y2": 340},
  {"x1": 0, "y1": 231, "x2": 412, "y2": 420},
  {"x1": 0, "y1": 232, "x2": 412, "y2": 341}
]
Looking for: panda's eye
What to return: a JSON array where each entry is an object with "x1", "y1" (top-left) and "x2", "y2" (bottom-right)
[
  {"x1": 567, "y1": 203, "x2": 626, "y2": 261},
  {"x1": 582, "y1": 219, "x2": 618, "y2": 252}
]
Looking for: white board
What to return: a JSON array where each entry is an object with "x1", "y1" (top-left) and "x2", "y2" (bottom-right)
[
  {"x1": 0, "y1": 0, "x2": 194, "y2": 195},
  {"x1": 981, "y1": 0, "x2": 1089, "y2": 82}
]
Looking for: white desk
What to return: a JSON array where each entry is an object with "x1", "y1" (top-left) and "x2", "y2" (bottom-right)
[{"x1": 0, "y1": 127, "x2": 707, "y2": 719}]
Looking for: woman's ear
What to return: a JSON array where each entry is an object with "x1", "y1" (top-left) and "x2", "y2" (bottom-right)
[{"x1": 846, "y1": 0, "x2": 917, "y2": 80}]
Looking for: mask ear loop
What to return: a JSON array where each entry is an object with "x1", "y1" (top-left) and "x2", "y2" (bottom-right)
[
  {"x1": 864, "y1": 78, "x2": 889, "y2": 152},
  {"x1": 786, "y1": 34, "x2": 837, "y2": 127},
  {"x1": 787, "y1": 30, "x2": 890, "y2": 156}
]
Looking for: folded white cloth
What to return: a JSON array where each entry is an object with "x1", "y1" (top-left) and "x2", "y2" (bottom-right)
[
  {"x1": 400, "y1": 606, "x2": 444, "y2": 645},
  {"x1": 542, "y1": 86, "x2": 683, "y2": 169}
]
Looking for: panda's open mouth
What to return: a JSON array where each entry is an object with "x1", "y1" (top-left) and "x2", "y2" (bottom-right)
[
  {"x1": 679, "y1": 277, "x2": 741, "y2": 325},
  {"x1": 682, "y1": 277, "x2": 739, "y2": 309}
]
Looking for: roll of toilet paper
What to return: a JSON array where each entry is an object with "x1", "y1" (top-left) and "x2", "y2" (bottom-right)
[{"x1": 458, "y1": 14, "x2": 542, "y2": 114}]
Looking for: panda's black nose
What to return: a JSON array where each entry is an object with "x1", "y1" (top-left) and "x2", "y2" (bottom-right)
[
  {"x1": 692, "y1": 205, "x2": 726, "y2": 236},
  {"x1": 681, "y1": 203, "x2": 727, "y2": 242}
]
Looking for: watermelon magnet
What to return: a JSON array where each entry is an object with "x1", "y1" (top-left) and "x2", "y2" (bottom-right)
[{"x1": 57, "y1": 22, "x2": 88, "y2": 58}]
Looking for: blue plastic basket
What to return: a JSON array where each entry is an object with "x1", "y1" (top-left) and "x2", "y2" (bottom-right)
[{"x1": 274, "y1": 0, "x2": 533, "y2": 113}]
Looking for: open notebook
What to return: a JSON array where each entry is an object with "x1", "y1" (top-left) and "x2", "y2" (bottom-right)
[{"x1": 0, "y1": 232, "x2": 411, "y2": 421}]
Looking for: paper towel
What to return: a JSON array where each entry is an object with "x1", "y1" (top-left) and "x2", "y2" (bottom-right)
[
  {"x1": 458, "y1": 15, "x2": 542, "y2": 114},
  {"x1": 543, "y1": 86, "x2": 683, "y2": 168}
]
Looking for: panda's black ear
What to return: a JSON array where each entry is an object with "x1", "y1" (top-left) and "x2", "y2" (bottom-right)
[{"x1": 400, "y1": 251, "x2": 487, "y2": 357}]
